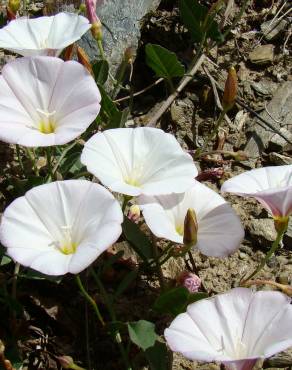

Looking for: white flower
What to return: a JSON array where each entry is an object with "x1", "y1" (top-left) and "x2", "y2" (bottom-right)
[
  {"x1": 0, "y1": 180, "x2": 123, "y2": 275},
  {"x1": 139, "y1": 181, "x2": 244, "y2": 257},
  {"x1": 221, "y1": 165, "x2": 292, "y2": 219},
  {"x1": 0, "y1": 56, "x2": 101, "y2": 147},
  {"x1": 81, "y1": 127, "x2": 198, "y2": 196},
  {"x1": 165, "y1": 288, "x2": 292, "y2": 370},
  {"x1": 0, "y1": 12, "x2": 90, "y2": 56}
]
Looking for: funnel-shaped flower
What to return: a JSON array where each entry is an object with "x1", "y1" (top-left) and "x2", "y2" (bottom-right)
[
  {"x1": 81, "y1": 128, "x2": 198, "y2": 196},
  {"x1": 165, "y1": 288, "x2": 292, "y2": 370},
  {"x1": 0, "y1": 180, "x2": 123, "y2": 275},
  {"x1": 221, "y1": 166, "x2": 292, "y2": 219},
  {"x1": 0, "y1": 56, "x2": 101, "y2": 147},
  {"x1": 139, "y1": 181, "x2": 244, "y2": 257},
  {"x1": 0, "y1": 12, "x2": 90, "y2": 56}
]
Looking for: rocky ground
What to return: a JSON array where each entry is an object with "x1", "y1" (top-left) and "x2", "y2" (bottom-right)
[{"x1": 0, "y1": 0, "x2": 291, "y2": 369}]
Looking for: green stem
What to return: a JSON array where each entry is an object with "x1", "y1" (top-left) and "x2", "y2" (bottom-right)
[
  {"x1": 242, "y1": 228, "x2": 285, "y2": 284},
  {"x1": 75, "y1": 274, "x2": 105, "y2": 327},
  {"x1": 45, "y1": 147, "x2": 54, "y2": 182},
  {"x1": 26, "y1": 148, "x2": 39, "y2": 176},
  {"x1": 97, "y1": 39, "x2": 106, "y2": 60},
  {"x1": 52, "y1": 141, "x2": 77, "y2": 177},
  {"x1": 16, "y1": 144, "x2": 25, "y2": 176},
  {"x1": 90, "y1": 269, "x2": 133, "y2": 370},
  {"x1": 195, "y1": 108, "x2": 227, "y2": 158}
]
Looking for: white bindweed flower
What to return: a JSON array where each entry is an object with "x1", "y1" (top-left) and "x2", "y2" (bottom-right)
[
  {"x1": 139, "y1": 181, "x2": 244, "y2": 257},
  {"x1": 0, "y1": 12, "x2": 90, "y2": 56},
  {"x1": 0, "y1": 56, "x2": 101, "y2": 147},
  {"x1": 221, "y1": 166, "x2": 292, "y2": 220},
  {"x1": 0, "y1": 180, "x2": 123, "y2": 275},
  {"x1": 81, "y1": 127, "x2": 198, "y2": 196},
  {"x1": 165, "y1": 288, "x2": 292, "y2": 370}
]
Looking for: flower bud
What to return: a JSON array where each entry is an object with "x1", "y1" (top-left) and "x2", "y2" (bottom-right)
[
  {"x1": 91, "y1": 19, "x2": 102, "y2": 41},
  {"x1": 183, "y1": 209, "x2": 198, "y2": 247},
  {"x1": 57, "y1": 355, "x2": 85, "y2": 370},
  {"x1": 63, "y1": 43, "x2": 75, "y2": 61},
  {"x1": 85, "y1": 0, "x2": 98, "y2": 24},
  {"x1": 8, "y1": 0, "x2": 20, "y2": 13},
  {"x1": 124, "y1": 47, "x2": 135, "y2": 64},
  {"x1": 128, "y1": 204, "x2": 140, "y2": 222},
  {"x1": 177, "y1": 271, "x2": 201, "y2": 293},
  {"x1": 77, "y1": 46, "x2": 93, "y2": 75},
  {"x1": 222, "y1": 66, "x2": 237, "y2": 111}
]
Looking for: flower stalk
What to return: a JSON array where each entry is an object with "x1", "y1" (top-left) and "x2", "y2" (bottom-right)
[{"x1": 75, "y1": 274, "x2": 105, "y2": 327}]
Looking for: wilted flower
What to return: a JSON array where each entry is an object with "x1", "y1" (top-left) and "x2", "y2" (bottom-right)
[
  {"x1": 0, "y1": 180, "x2": 123, "y2": 275},
  {"x1": 165, "y1": 288, "x2": 292, "y2": 370},
  {"x1": 0, "y1": 56, "x2": 101, "y2": 147},
  {"x1": 177, "y1": 271, "x2": 201, "y2": 293},
  {"x1": 81, "y1": 127, "x2": 198, "y2": 197},
  {"x1": 139, "y1": 181, "x2": 244, "y2": 257},
  {"x1": 128, "y1": 204, "x2": 141, "y2": 222},
  {"x1": 221, "y1": 165, "x2": 292, "y2": 230},
  {"x1": 222, "y1": 66, "x2": 238, "y2": 111},
  {"x1": 0, "y1": 12, "x2": 90, "y2": 56}
]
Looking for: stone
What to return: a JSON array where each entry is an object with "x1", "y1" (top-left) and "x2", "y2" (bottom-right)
[
  {"x1": 247, "y1": 218, "x2": 277, "y2": 248},
  {"x1": 283, "y1": 217, "x2": 292, "y2": 249},
  {"x1": 261, "y1": 19, "x2": 288, "y2": 41},
  {"x1": 269, "y1": 152, "x2": 292, "y2": 165},
  {"x1": 248, "y1": 44, "x2": 274, "y2": 64},
  {"x1": 79, "y1": 0, "x2": 161, "y2": 77},
  {"x1": 245, "y1": 81, "x2": 292, "y2": 163}
]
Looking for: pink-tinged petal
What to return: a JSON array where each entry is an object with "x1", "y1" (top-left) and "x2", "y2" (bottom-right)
[
  {"x1": 81, "y1": 128, "x2": 198, "y2": 196},
  {"x1": 164, "y1": 288, "x2": 292, "y2": 367},
  {"x1": 139, "y1": 182, "x2": 244, "y2": 257},
  {"x1": 223, "y1": 359, "x2": 258, "y2": 370},
  {"x1": 0, "y1": 13, "x2": 90, "y2": 56},
  {"x1": 0, "y1": 180, "x2": 123, "y2": 276},
  {"x1": 0, "y1": 57, "x2": 101, "y2": 147},
  {"x1": 221, "y1": 166, "x2": 292, "y2": 217}
]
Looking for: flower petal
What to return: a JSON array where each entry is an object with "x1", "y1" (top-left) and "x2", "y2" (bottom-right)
[
  {"x1": 0, "y1": 13, "x2": 90, "y2": 56},
  {"x1": 81, "y1": 127, "x2": 198, "y2": 196},
  {"x1": 139, "y1": 181, "x2": 244, "y2": 257},
  {"x1": 221, "y1": 166, "x2": 292, "y2": 217},
  {"x1": 0, "y1": 180, "x2": 123, "y2": 275},
  {"x1": 164, "y1": 288, "x2": 292, "y2": 366},
  {"x1": 0, "y1": 57, "x2": 101, "y2": 147}
]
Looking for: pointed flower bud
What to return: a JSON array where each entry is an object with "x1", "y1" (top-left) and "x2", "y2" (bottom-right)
[
  {"x1": 77, "y1": 45, "x2": 93, "y2": 75},
  {"x1": 183, "y1": 208, "x2": 198, "y2": 247},
  {"x1": 57, "y1": 355, "x2": 85, "y2": 370},
  {"x1": 177, "y1": 271, "x2": 201, "y2": 293},
  {"x1": 85, "y1": 0, "x2": 98, "y2": 24},
  {"x1": 91, "y1": 19, "x2": 102, "y2": 41},
  {"x1": 8, "y1": 0, "x2": 20, "y2": 13},
  {"x1": 222, "y1": 66, "x2": 237, "y2": 111},
  {"x1": 128, "y1": 204, "x2": 140, "y2": 222}
]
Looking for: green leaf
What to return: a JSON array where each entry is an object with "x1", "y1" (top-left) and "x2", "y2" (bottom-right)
[
  {"x1": 128, "y1": 320, "x2": 157, "y2": 351},
  {"x1": 98, "y1": 84, "x2": 129, "y2": 128},
  {"x1": 93, "y1": 60, "x2": 109, "y2": 85},
  {"x1": 179, "y1": 0, "x2": 223, "y2": 43},
  {"x1": 145, "y1": 341, "x2": 169, "y2": 370},
  {"x1": 122, "y1": 218, "x2": 154, "y2": 262},
  {"x1": 153, "y1": 287, "x2": 190, "y2": 316},
  {"x1": 154, "y1": 287, "x2": 208, "y2": 316},
  {"x1": 145, "y1": 44, "x2": 185, "y2": 79}
]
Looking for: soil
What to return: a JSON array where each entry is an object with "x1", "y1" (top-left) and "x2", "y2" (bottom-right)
[{"x1": 0, "y1": 0, "x2": 291, "y2": 369}]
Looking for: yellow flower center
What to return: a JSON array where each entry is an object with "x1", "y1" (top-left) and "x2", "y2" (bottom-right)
[
  {"x1": 176, "y1": 224, "x2": 184, "y2": 236},
  {"x1": 60, "y1": 242, "x2": 78, "y2": 255},
  {"x1": 37, "y1": 108, "x2": 56, "y2": 134}
]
